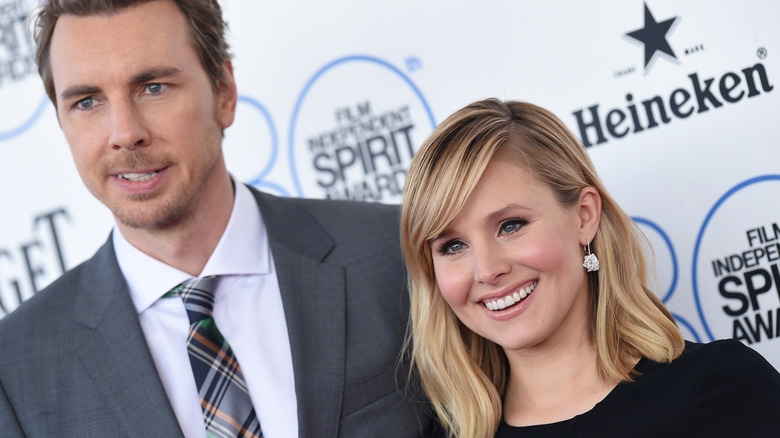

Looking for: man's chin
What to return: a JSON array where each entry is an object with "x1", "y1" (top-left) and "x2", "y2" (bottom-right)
[{"x1": 112, "y1": 202, "x2": 188, "y2": 232}]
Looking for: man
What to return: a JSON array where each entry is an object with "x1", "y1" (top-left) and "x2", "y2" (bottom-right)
[{"x1": 0, "y1": 1, "x2": 437, "y2": 436}]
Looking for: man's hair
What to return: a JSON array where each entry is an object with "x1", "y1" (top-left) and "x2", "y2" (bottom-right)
[{"x1": 34, "y1": 0, "x2": 232, "y2": 106}]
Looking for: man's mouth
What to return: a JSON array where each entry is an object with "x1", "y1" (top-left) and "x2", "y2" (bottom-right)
[
  {"x1": 117, "y1": 171, "x2": 159, "y2": 182},
  {"x1": 483, "y1": 281, "x2": 538, "y2": 311}
]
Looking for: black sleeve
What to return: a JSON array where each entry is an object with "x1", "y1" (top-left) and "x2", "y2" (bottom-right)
[{"x1": 692, "y1": 339, "x2": 780, "y2": 437}]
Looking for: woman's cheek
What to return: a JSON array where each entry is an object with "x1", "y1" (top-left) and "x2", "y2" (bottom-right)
[{"x1": 434, "y1": 263, "x2": 472, "y2": 306}]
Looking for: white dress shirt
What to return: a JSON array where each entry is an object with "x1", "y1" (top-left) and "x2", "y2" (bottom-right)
[{"x1": 113, "y1": 181, "x2": 298, "y2": 438}]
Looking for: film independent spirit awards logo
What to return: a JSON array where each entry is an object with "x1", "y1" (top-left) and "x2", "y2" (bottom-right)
[
  {"x1": 570, "y1": 2, "x2": 774, "y2": 149},
  {"x1": 289, "y1": 56, "x2": 435, "y2": 203},
  {"x1": 694, "y1": 178, "x2": 780, "y2": 351}
]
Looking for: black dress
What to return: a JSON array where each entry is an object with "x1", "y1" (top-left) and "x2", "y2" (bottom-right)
[{"x1": 495, "y1": 340, "x2": 780, "y2": 437}]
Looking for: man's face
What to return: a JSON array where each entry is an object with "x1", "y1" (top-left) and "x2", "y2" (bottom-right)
[{"x1": 49, "y1": 0, "x2": 236, "y2": 231}]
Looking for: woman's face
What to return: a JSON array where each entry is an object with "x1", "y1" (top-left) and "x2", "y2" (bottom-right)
[{"x1": 429, "y1": 155, "x2": 596, "y2": 353}]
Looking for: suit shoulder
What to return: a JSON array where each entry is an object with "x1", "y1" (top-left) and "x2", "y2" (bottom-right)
[
  {"x1": 288, "y1": 197, "x2": 399, "y2": 220},
  {"x1": 281, "y1": 197, "x2": 400, "y2": 238},
  {"x1": 250, "y1": 189, "x2": 404, "y2": 264},
  {"x1": 249, "y1": 186, "x2": 399, "y2": 227}
]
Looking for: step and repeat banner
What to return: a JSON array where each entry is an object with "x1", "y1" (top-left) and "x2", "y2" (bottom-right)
[{"x1": 1, "y1": 1, "x2": 778, "y2": 367}]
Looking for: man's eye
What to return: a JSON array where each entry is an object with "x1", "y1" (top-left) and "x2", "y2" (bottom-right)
[
  {"x1": 76, "y1": 97, "x2": 96, "y2": 110},
  {"x1": 144, "y1": 83, "x2": 165, "y2": 94}
]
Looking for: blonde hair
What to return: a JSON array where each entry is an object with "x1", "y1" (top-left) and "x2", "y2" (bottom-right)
[{"x1": 400, "y1": 99, "x2": 684, "y2": 438}]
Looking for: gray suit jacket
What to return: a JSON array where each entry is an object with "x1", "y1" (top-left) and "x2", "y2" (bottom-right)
[{"x1": 0, "y1": 188, "x2": 438, "y2": 437}]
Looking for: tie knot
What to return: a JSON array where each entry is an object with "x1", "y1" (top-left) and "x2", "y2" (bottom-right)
[{"x1": 168, "y1": 276, "x2": 221, "y2": 325}]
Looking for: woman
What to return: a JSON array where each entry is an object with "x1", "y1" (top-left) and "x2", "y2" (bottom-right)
[{"x1": 400, "y1": 98, "x2": 780, "y2": 437}]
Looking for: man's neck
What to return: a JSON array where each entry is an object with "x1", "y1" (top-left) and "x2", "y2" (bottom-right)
[{"x1": 116, "y1": 170, "x2": 235, "y2": 277}]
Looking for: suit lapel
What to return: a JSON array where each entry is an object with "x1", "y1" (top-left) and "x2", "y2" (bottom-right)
[
  {"x1": 73, "y1": 238, "x2": 183, "y2": 437},
  {"x1": 252, "y1": 189, "x2": 346, "y2": 438}
]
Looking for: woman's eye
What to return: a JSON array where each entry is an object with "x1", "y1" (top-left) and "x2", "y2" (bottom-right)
[
  {"x1": 500, "y1": 219, "x2": 527, "y2": 235},
  {"x1": 438, "y1": 240, "x2": 466, "y2": 255}
]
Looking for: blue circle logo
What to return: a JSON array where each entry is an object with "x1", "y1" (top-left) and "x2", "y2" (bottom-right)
[
  {"x1": 0, "y1": 0, "x2": 47, "y2": 141},
  {"x1": 288, "y1": 55, "x2": 436, "y2": 201},
  {"x1": 223, "y1": 95, "x2": 288, "y2": 196},
  {"x1": 633, "y1": 217, "x2": 678, "y2": 303},
  {"x1": 692, "y1": 175, "x2": 780, "y2": 362}
]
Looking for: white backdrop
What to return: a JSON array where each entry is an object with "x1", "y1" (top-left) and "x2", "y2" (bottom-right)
[{"x1": 1, "y1": 0, "x2": 779, "y2": 368}]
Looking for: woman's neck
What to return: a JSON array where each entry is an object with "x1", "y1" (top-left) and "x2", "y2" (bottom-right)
[{"x1": 502, "y1": 333, "x2": 616, "y2": 427}]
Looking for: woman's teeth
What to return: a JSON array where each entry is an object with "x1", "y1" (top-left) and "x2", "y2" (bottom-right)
[{"x1": 484, "y1": 281, "x2": 537, "y2": 311}]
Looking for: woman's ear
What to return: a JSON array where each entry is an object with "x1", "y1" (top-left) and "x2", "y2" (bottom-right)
[{"x1": 577, "y1": 186, "x2": 602, "y2": 245}]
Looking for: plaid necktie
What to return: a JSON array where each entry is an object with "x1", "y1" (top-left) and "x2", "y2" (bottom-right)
[{"x1": 167, "y1": 277, "x2": 263, "y2": 438}]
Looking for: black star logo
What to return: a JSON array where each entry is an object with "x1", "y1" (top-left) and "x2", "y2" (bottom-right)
[{"x1": 626, "y1": 3, "x2": 679, "y2": 70}]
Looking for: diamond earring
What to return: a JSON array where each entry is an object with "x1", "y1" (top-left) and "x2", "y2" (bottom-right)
[{"x1": 583, "y1": 240, "x2": 599, "y2": 272}]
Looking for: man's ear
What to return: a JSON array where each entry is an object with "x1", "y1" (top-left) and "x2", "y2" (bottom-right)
[
  {"x1": 577, "y1": 186, "x2": 602, "y2": 245},
  {"x1": 215, "y1": 60, "x2": 237, "y2": 129}
]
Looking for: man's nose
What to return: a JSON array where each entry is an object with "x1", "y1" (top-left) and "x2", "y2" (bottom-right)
[{"x1": 108, "y1": 101, "x2": 150, "y2": 150}]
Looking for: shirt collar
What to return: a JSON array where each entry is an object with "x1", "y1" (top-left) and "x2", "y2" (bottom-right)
[{"x1": 114, "y1": 179, "x2": 270, "y2": 314}]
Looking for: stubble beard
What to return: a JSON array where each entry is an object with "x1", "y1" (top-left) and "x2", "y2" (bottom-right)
[{"x1": 96, "y1": 146, "x2": 221, "y2": 232}]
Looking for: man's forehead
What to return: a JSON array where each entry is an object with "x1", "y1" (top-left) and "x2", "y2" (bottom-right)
[{"x1": 49, "y1": 1, "x2": 194, "y2": 88}]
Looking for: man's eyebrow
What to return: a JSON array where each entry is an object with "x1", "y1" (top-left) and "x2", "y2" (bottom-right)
[
  {"x1": 130, "y1": 67, "x2": 182, "y2": 85},
  {"x1": 59, "y1": 85, "x2": 101, "y2": 102},
  {"x1": 58, "y1": 67, "x2": 183, "y2": 103}
]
